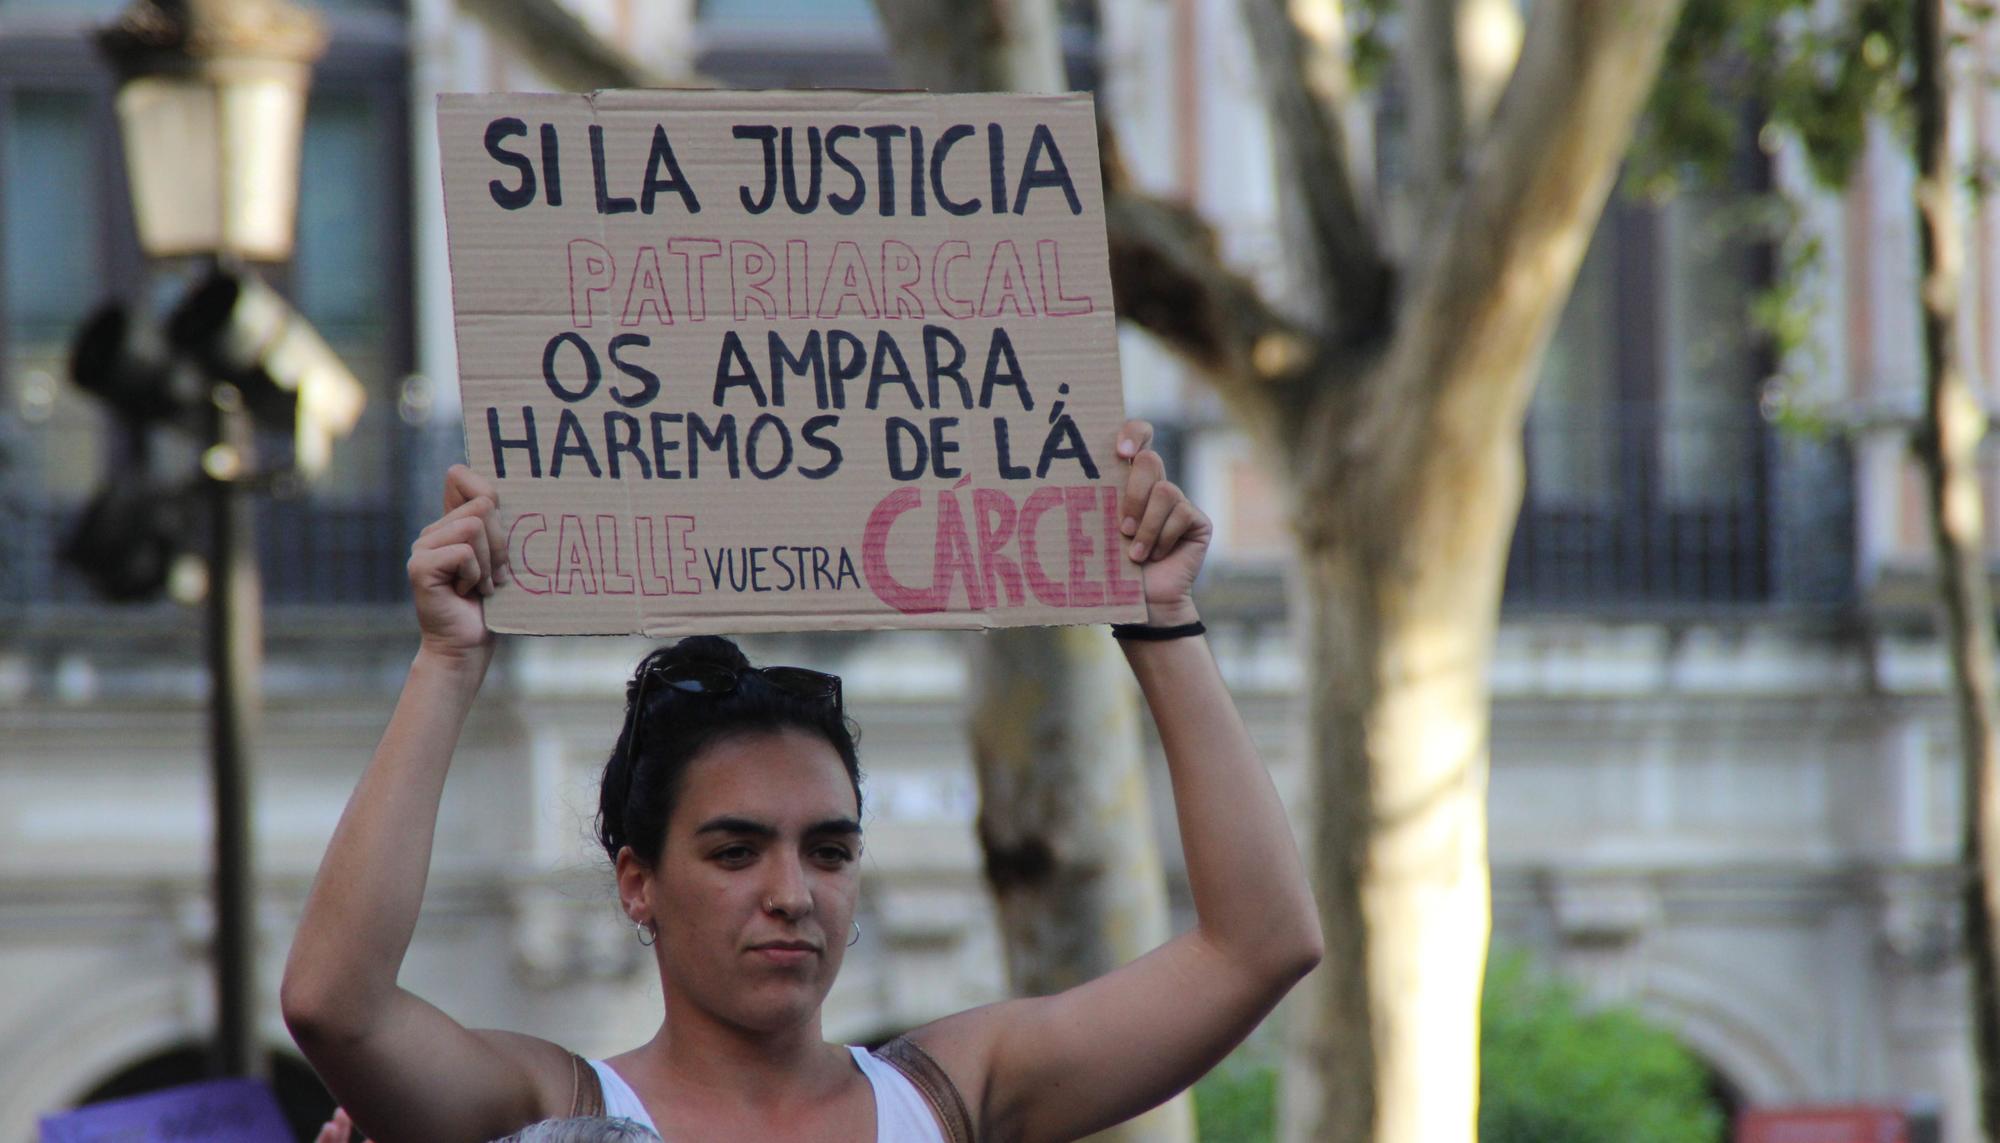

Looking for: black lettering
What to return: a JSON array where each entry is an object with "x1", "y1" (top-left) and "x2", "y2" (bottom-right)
[
  {"x1": 770, "y1": 330, "x2": 827, "y2": 409},
  {"x1": 775, "y1": 547, "x2": 798, "y2": 591},
  {"x1": 922, "y1": 325, "x2": 972, "y2": 408},
  {"x1": 589, "y1": 125, "x2": 636, "y2": 214},
  {"x1": 799, "y1": 413, "x2": 842, "y2": 478},
  {"x1": 836, "y1": 549, "x2": 861, "y2": 590},
  {"x1": 749, "y1": 547, "x2": 771, "y2": 592},
  {"x1": 641, "y1": 125, "x2": 701, "y2": 214},
  {"x1": 1013, "y1": 123, "x2": 1083, "y2": 215},
  {"x1": 987, "y1": 122, "x2": 1007, "y2": 214},
  {"x1": 885, "y1": 417, "x2": 927, "y2": 480},
  {"x1": 781, "y1": 126, "x2": 823, "y2": 213},
  {"x1": 930, "y1": 124, "x2": 980, "y2": 215},
  {"x1": 1036, "y1": 415, "x2": 1099, "y2": 479},
  {"x1": 993, "y1": 418, "x2": 1030, "y2": 479},
  {"x1": 825, "y1": 125, "x2": 865, "y2": 215},
  {"x1": 718, "y1": 549, "x2": 750, "y2": 591},
  {"x1": 607, "y1": 333, "x2": 660, "y2": 408},
  {"x1": 929, "y1": 416, "x2": 963, "y2": 479},
  {"x1": 688, "y1": 412, "x2": 740, "y2": 478},
  {"x1": 735, "y1": 125, "x2": 779, "y2": 213},
  {"x1": 543, "y1": 332, "x2": 601, "y2": 402},
  {"x1": 979, "y1": 328, "x2": 1032, "y2": 409},
  {"x1": 864, "y1": 124, "x2": 905, "y2": 216},
  {"x1": 745, "y1": 412, "x2": 794, "y2": 478},
  {"x1": 484, "y1": 118, "x2": 535, "y2": 209},
  {"x1": 541, "y1": 123, "x2": 563, "y2": 206},
  {"x1": 713, "y1": 331, "x2": 767, "y2": 406},
  {"x1": 827, "y1": 329, "x2": 866, "y2": 410},
  {"x1": 866, "y1": 330, "x2": 920, "y2": 410},
  {"x1": 604, "y1": 411, "x2": 651, "y2": 478},
  {"x1": 551, "y1": 407, "x2": 603, "y2": 478},
  {"x1": 908, "y1": 125, "x2": 926, "y2": 216},
  {"x1": 649, "y1": 412, "x2": 685, "y2": 478},
  {"x1": 487, "y1": 406, "x2": 542, "y2": 478}
]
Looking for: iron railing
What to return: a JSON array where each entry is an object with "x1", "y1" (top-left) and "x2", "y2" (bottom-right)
[{"x1": 1505, "y1": 403, "x2": 1855, "y2": 608}]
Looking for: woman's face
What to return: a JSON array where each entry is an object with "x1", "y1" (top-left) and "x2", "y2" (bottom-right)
[{"x1": 642, "y1": 727, "x2": 863, "y2": 1035}]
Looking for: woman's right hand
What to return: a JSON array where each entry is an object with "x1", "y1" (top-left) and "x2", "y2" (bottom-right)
[{"x1": 408, "y1": 465, "x2": 508, "y2": 662}]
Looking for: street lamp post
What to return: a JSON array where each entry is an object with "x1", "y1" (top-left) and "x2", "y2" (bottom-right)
[{"x1": 93, "y1": 0, "x2": 328, "y2": 1082}]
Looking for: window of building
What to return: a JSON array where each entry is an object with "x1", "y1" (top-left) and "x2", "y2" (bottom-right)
[{"x1": 1510, "y1": 149, "x2": 1779, "y2": 607}]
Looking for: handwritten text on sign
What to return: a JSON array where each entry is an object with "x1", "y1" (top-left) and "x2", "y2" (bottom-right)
[{"x1": 438, "y1": 90, "x2": 1143, "y2": 635}]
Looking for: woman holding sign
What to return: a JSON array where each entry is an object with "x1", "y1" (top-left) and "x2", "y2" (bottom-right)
[{"x1": 281, "y1": 420, "x2": 1322, "y2": 1143}]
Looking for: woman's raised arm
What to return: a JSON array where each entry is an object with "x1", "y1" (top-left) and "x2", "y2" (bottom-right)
[
  {"x1": 282, "y1": 465, "x2": 572, "y2": 1143},
  {"x1": 909, "y1": 422, "x2": 1324, "y2": 1143}
]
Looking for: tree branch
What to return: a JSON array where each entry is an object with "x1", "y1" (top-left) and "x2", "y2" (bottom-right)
[
  {"x1": 1341, "y1": 0, "x2": 1684, "y2": 485},
  {"x1": 870, "y1": 0, "x2": 1065, "y2": 92},
  {"x1": 1402, "y1": 0, "x2": 1526, "y2": 218},
  {"x1": 1104, "y1": 180, "x2": 1324, "y2": 448},
  {"x1": 458, "y1": 0, "x2": 674, "y2": 91},
  {"x1": 1403, "y1": 0, "x2": 1467, "y2": 208},
  {"x1": 1237, "y1": 0, "x2": 1390, "y2": 340}
]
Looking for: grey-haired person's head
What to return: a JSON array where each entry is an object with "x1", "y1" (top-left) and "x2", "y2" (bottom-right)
[{"x1": 491, "y1": 1117, "x2": 661, "y2": 1143}]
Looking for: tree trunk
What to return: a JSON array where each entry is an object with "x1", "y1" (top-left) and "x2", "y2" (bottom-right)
[
  {"x1": 868, "y1": 2, "x2": 1192, "y2": 1139},
  {"x1": 969, "y1": 627, "x2": 1193, "y2": 1143},
  {"x1": 1268, "y1": 6, "x2": 1685, "y2": 1140},
  {"x1": 1282, "y1": 419, "x2": 1517, "y2": 1143},
  {"x1": 1910, "y1": 1, "x2": 2000, "y2": 1136}
]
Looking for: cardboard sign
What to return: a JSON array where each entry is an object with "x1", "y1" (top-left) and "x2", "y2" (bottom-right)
[
  {"x1": 40, "y1": 1078, "x2": 291, "y2": 1142},
  {"x1": 436, "y1": 90, "x2": 1145, "y2": 635}
]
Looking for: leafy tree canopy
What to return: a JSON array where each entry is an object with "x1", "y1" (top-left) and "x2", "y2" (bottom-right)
[{"x1": 1480, "y1": 955, "x2": 1725, "y2": 1143}]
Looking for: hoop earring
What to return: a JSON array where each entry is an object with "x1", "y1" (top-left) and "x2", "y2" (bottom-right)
[
  {"x1": 635, "y1": 921, "x2": 657, "y2": 948},
  {"x1": 848, "y1": 921, "x2": 862, "y2": 947}
]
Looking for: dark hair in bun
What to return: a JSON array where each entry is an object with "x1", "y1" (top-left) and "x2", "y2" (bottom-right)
[{"x1": 596, "y1": 635, "x2": 861, "y2": 866}]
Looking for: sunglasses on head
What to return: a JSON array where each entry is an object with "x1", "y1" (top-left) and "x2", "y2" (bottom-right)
[{"x1": 622, "y1": 659, "x2": 845, "y2": 770}]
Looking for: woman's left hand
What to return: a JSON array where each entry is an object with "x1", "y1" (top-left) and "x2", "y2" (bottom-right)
[
  {"x1": 313, "y1": 1108, "x2": 355, "y2": 1143},
  {"x1": 1116, "y1": 419, "x2": 1211, "y2": 626}
]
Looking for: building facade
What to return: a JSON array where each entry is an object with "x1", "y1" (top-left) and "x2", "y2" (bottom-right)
[{"x1": 0, "y1": 0, "x2": 1996, "y2": 1139}]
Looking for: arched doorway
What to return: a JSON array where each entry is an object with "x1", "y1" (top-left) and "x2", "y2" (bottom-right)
[
  {"x1": 1705, "y1": 1058, "x2": 1749, "y2": 1141},
  {"x1": 76, "y1": 1045, "x2": 336, "y2": 1141}
]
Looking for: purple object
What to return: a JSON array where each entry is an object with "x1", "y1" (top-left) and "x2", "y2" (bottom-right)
[{"x1": 40, "y1": 1077, "x2": 292, "y2": 1142}]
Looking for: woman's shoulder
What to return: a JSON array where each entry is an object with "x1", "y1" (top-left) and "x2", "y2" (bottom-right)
[
  {"x1": 865, "y1": 1038, "x2": 975, "y2": 1143},
  {"x1": 575, "y1": 1056, "x2": 658, "y2": 1129}
]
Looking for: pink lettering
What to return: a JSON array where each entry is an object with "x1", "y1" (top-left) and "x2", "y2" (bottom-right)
[
  {"x1": 1037, "y1": 239, "x2": 1093, "y2": 316},
  {"x1": 1100, "y1": 487, "x2": 1142, "y2": 604},
  {"x1": 507, "y1": 513, "x2": 551, "y2": 595},
  {"x1": 553, "y1": 513, "x2": 598, "y2": 595},
  {"x1": 933, "y1": 240, "x2": 974, "y2": 320},
  {"x1": 1017, "y1": 486, "x2": 1067, "y2": 606},
  {"x1": 978, "y1": 239, "x2": 1037, "y2": 319},
  {"x1": 881, "y1": 240, "x2": 925, "y2": 319},
  {"x1": 1063, "y1": 486, "x2": 1105, "y2": 607},
  {"x1": 730, "y1": 240, "x2": 778, "y2": 320},
  {"x1": 596, "y1": 514, "x2": 635, "y2": 595},
  {"x1": 863, "y1": 487, "x2": 944, "y2": 614},
  {"x1": 567, "y1": 239, "x2": 615, "y2": 327},
  {"x1": 619, "y1": 245, "x2": 674, "y2": 327},
  {"x1": 973, "y1": 487, "x2": 1025, "y2": 607},
  {"x1": 667, "y1": 237, "x2": 722, "y2": 321}
]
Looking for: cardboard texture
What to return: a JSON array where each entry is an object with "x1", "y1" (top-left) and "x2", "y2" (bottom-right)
[{"x1": 437, "y1": 90, "x2": 1146, "y2": 636}]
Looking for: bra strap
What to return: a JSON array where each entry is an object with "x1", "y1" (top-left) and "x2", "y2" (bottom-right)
[
  {"x1": 569, "y1": 1052, "x2": 607, "y2": 1117},
  {"x1": 873, "y1": 1036, "x2": 975, "y2": 1143}
]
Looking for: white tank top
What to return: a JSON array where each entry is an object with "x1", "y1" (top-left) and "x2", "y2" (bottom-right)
[{"x1": 586, "y1": 1047, "x2": 949, "y2": 1142}]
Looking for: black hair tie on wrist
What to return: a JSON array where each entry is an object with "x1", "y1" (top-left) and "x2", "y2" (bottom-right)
[{"x1": 1110, "y1": 620, "x2": 1207, "y2": 641}]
